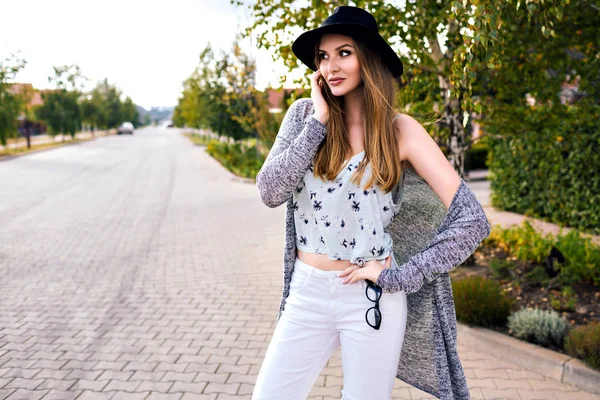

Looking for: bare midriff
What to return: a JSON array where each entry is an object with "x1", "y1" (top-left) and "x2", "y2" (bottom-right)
[{"x1": 296, "y1": 249, "x2": 353, "y2": 271}]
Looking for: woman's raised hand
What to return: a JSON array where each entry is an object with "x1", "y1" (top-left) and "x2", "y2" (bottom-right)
[{"x1": 311, "y1": 70, "x2": 329, "y2": 126}]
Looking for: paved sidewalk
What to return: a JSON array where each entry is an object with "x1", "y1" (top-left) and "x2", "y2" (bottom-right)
[
  {"x1": 0, "y1": 130, "x2": 114, "y2": 151},
  {"x1": 0, "y1": 130, "x2": 597, "y2": 399}
]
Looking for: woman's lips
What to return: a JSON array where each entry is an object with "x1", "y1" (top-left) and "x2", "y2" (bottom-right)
[{"x1": 329, "y1": 78, "x2": 345, "y2": 86}]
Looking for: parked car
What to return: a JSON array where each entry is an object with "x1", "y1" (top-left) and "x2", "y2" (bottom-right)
[{"x1": 117, "y1": 122, "x2": 134, "y2": 135}]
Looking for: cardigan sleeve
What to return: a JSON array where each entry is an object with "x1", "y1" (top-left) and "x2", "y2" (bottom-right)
[
  {"x1": 256, "y1": 99, "x2": 327, "y2": 208},
  {"x1": 376, "y1": 178, "x2": 491, "y2": 293}
]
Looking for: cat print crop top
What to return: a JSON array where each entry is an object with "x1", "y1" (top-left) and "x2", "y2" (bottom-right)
[{"x1": 292, "y1": 151, "x2": 405, "y2": 265}]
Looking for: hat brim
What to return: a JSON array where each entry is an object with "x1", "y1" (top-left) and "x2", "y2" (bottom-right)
[{"x1": 292, "y1": 23, "x2": 403, "y2": 78}]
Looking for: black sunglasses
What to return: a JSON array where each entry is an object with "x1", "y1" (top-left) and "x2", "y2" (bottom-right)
[{"x1": 365, "y1": 279, "x2": 382, "y2": 330}]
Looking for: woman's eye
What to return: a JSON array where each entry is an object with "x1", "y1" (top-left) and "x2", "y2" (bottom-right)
[
  {"x1": 318, "y1": 53, "x2": 327, "y2": 60},
  {"x1": 340, "y1": 50, "x2": 351, "y2": 56}
]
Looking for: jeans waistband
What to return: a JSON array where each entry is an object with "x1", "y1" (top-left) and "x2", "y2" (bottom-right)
[{"x1": 294, "y1": 257, "x2": 345, "y2": 279}]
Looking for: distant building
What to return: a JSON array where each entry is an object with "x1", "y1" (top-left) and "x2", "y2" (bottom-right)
[
  {"x1": 8, "y1": 83, "x2": 48, "y2": 109},
  {"x1": 8, "y1": 83, "x2": 49, "y2": 135}
]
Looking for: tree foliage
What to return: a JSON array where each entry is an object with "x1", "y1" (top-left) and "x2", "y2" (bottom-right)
[
  {"x1": 34, "y1": 65, "x2": 86, "y2": 138},
  {"x1": 234, "y1": 0, "x2": 587, "y2": 177},
  {"x1": 0, "y1": 54, "x2": 27, "y2": 146},
  {"x1": 174, "y1": 37, "x2": 259, "y2": 141}
]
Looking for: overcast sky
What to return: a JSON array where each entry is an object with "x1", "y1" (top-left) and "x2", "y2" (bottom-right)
[{"x1": 1, "y1": 0, "x2": 306, "y2": 110}]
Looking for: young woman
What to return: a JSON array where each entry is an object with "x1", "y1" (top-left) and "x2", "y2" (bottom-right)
[{"x1": 253, "y1": 6, "x2": 490, "y2": 400}]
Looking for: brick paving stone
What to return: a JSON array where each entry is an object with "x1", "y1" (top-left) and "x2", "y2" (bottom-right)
[
  {"x1": 154, "y1": 364, "x2": 188, "y2": 374},
  {"x1": 226, "y1": 373, "x2": 257, "y2": 385},
  {"x1": 96, "y1": 371, "x2": 133, "y2": 381},
  {"x1": 146, "y1": 393, "x2": 182, "y2": 400},
  {"x1": 36, "y1": 379, "x2": 76, "y2": 390},
  {"x1": 517, "y1": 389, "x2": 559, "y2": 400},
  {"x1": 215, "y1": 364, "x2": 249, "y2": 375},
  {"x1": 1, "y1": 130, "x2": 598, "y2": 400},
  {"x1": 494, "y1": 378, "x2": 533, "y2": 389},
  {"x1": 160, "y1": 372, "x2": 196, "y2": 383},
  {"x1": 104, "y1": 379, "x2": 141, "y2": 392},
  {"x1": 482, "y1": 388, "x2": 522, "y2": 399},
  {"x1": 551, "y1": 391, "x2": 599, "y2": 400},
  {"x1": 76, "y1": 391, "x2": 116, "y2": 400},
  {"x1": 203, "y1": 383, "x2": 240, "y2": 395},
  {"x1": 129, "y1": 371, "x2": 166, "y2": 382},
  {"x1": 70, "y1": 380, "x2": 109, "y2": 391},
  {"x1": 64, "y1": 370, "x2": 103, "y2": 380},
  {"x1": 180, "y1": 394, "x2": 216, "y2": 400},
  {"x1": 0, "y1": 389, "x2": 16, "y2": 399},
  {"x1": 3, "y1": 378, "x2": 43, "y2": 390},
  {"x1": 168, "y1": 382, "x2": 207, "y2": 394},
  {"x1": 109, "y1": 392, "x2": 149, "y2": 400},
  {"x1": 4, "y1": 389, "x2": 47, "y2": 400},
  {"x1": 40, "y1": 389, "x2": 83, "y2": 400},
  {"x1": 136, "y1": 381, "x2": 173, "y2": 393}
]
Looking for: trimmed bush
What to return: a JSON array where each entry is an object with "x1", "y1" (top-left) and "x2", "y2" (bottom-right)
[
  {"x1": 507, "y1": 308, "x2": 570, "y2": 348},
  {"x1": 565, "y1": 322, "x2": 600, "y2": 370},
  {"x1": 487, "y1": 103, "x2": 600, "y2": 234},
  {"x1": 452, "y1": 276, "x2": 515, "y2": 327}
]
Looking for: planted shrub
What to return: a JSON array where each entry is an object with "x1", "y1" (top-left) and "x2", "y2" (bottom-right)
[
  {"x1": 548, "y1": 286, "x2": 577, "y2": 312},
  {"x1": 507, "y1": 308, "x2": 570, "y2": 348},
  {"x1": 486, "y1": 221, "x2": 554, "y2": 264},
  {"x1": 452, "y1": 276, "x2": 514, "y2": 327},
  {"x1": 206, "y1": 141, "x2": 265, "y2": 179},
  {"x1": 484, "y1": 221, "x2": 600, "y2": 286},
  {"x1": 489, "y1": 258, "x2": 515, "y2": 279},
  {"x1": 565, "y1": 322, "x2": 600, "y2": 370},
  {"x1": 554, "y1": 229, "x2": 600, "y2": 286}
]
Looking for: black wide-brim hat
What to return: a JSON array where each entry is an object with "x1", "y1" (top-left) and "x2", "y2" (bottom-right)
[{"x1": 292, "y1": 6, "x2": 403, "y2": 78}]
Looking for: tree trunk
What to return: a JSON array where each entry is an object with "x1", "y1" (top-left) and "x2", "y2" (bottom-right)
[{"x1": 438, "y1": 75, "x2": 467, "y2": 179}]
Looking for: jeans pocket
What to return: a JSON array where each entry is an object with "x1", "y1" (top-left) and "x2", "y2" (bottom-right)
[{"x1": 290, "y1": 269, "x2": 312, "y2": 293}]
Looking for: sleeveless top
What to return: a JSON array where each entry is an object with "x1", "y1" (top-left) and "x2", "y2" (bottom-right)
[{"x1": 292, "y1": 150, "x2": 405, "y2": 265}]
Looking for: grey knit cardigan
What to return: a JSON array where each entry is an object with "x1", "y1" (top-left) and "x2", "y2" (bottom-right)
[{"x1": 256, "y1": 98, "x2": 491, "y2": 400}]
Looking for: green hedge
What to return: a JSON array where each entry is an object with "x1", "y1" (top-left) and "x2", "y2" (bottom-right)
[
  {"x1": 487, "y1": 104, "x2": 600, "y2": 234},
  {"x1": 205, "y1": 140, "x2": 265, "y2": 179},
  {"x1": 464, "y1": 142, "x2": 489, "y2": 171}
]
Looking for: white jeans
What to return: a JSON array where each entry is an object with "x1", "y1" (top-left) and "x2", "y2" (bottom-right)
[{"x1": 252, "y1": 257, "x2": 408, "y2": 400}]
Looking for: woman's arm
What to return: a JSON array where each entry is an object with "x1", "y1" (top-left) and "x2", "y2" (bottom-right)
[
  {"x1": 256, "y1": 99, "x2": 327, "y2": 208},
  {"x1": 375, "y1": 115, "x2": 491, "y2": 293}
]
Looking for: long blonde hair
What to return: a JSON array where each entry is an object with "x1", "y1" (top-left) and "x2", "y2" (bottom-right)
[{"x1": 311, "y1": 36, "x2": 404, "y2": 193}]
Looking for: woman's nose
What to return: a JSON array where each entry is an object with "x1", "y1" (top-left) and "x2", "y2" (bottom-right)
[{"x1": 327, "y1": 59, "x2": 340, "y2": 74}]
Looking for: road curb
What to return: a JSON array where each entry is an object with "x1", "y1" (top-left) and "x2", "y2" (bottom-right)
[
  {"x1": 230, "y1": 175, "x2": 255, "y2": 184},
  {"x1": 458, "y1": 323, "x2": 600, "y2": 394}
]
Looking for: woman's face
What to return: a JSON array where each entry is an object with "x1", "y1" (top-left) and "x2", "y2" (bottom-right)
[{"x1": 318, "y1": 33, "x2": 362, "y2": 97}]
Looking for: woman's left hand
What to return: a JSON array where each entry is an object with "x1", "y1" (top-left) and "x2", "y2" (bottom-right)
[{"x1": 338, "y1": 256, "x2": 391, "y2": 284}]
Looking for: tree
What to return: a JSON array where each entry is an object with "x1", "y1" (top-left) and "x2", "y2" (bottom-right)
[
  {"x1": 0, "y1": 54, "x2": 27, "y2": 146},
  {"x1": 175, "y1": 38, "x2": 259, "y2": 141},
  {"x1": 85, "y1": 78, "x2": 126, "y2": 130},
  {"x1": 235, "y1": 0, "x2": 574, "y2": 177},
  {"x1": 121, "y1": 97, "x2": 139, "y2": 127},
  {"x1": 35, "y1": 65, "x2": 87, "y2": 140}
]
